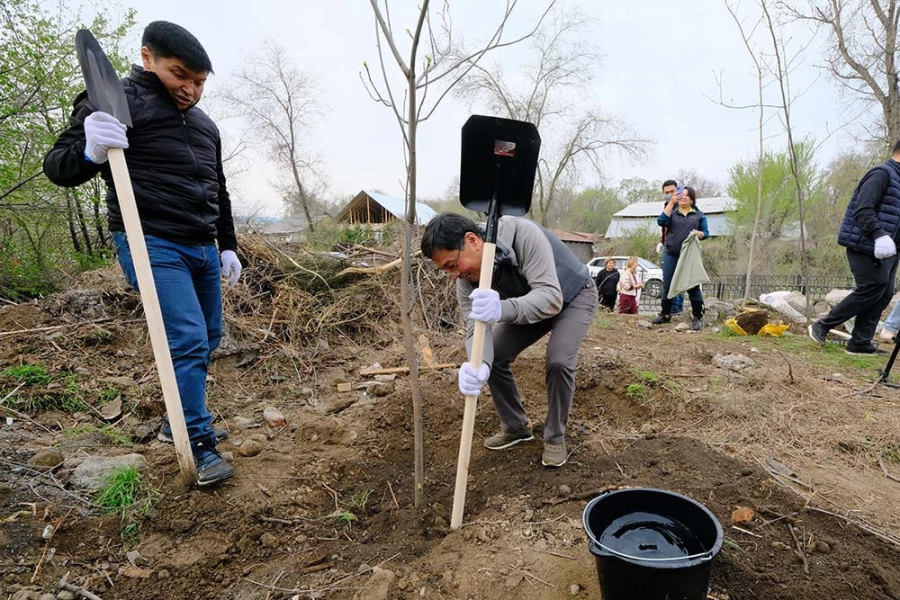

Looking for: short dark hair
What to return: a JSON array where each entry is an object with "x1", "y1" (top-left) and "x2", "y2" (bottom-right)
[
  {"x1": 662, "y1": 179, "x2": 678, "y2": 190},
  {"x1": 421, "y1": 213, "x2": 483, "y2": 258},
  {"x1": 142, "y1": 21, "x2": 213, "y2": 74},
  {"x1": 893, "y1": 139, "x2": 900, "y2": 154}
]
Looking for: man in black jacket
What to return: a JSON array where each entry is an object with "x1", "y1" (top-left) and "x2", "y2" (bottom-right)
[
  {"x1": 44, "y1": 21, "x2": 238, "y2": 485},
  {"x1": 808, "y1": 142, "x2": 900, "y2": 354}
]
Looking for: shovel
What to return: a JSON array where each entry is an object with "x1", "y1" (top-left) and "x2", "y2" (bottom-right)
[
  {"x1": 450, "y1": 115, "x2": 540, "y2": 529},
  {"x1": 75, "y1": 29, "x2": 197, "y2": 482}
]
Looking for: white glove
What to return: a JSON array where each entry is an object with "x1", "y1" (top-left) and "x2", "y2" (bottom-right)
[
  {"x1": 458, "y1": 361, "x2": 490, "y2": 397},
  {"x1": 469, "y1": 288, "x2": 502, "y2": 323},
  {"x1": 874, "y1": 235, "x2": 897, "y2": 259},
  {"x1": 83, "y1": 111, "x2": 128, "y2": 164},
  {"x1": 655, "y1": 242, "x2": 663, "y2": 254},
  {"x1": 221, "y1": 250, "x2": 242, "y2": 286}
]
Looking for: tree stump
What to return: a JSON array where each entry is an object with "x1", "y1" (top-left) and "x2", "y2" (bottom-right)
[{"x1": 736, "y1": 310, "x2": 769, "y2": 335}]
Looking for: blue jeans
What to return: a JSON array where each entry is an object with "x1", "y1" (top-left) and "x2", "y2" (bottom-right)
[
  {"x1": 885, "y1": 300, "x2": 900, "y2": 333},
  {"x1": 112, "y1": 232, "x2": 222, "y2": 446},
  {"x1": 660, "y1": 251, "x2": 703, "y2": 317}
]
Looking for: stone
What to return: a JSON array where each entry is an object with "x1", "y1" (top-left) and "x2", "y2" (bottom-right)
[
  {"x1": 38, "y1": 594, "x2": 56, "y2": 600},
  {"x1": 352, "y1": 566, "x2": 395, "y2": 600},
  {"x1": 238, "y1": 439, "x2": 264, "y2": 457},
  {"x1": 336, "y1": 382, "x2": 352, "y2": 393},
  {"x1": 259, "y1": 532, "x2": 277, "y2": 547},
  {"x1": 27, "y1": 449, "x2": 64, "y2": 471},
  {"x1": 371, "y1": 382, "x2": 394, "y2": 397},
  {"x1": 56, "y1": 593, "x2": 76, "y2": 600},
  {"x1": 232, "y1": 416, "x2": 257, "y2": 430},
  {"x1": 824, "y1": 288, "x2": 852, "y2": 307},
  {"x1": 713, "y1": 353, "x2": 754, "y2": 372},
  {"x1": 9, "y1": 591, "x2": 40, "y2": 600},
  {"x1": 220, "y1": 451, "x2": 234, "y2": 462},
  {"x1": 569, "y1": 584, "x2": 581, "y2": 595},
  {"x1": 674, "y1": 322, "x2": 690, "y2": 332},
  {"x1": 558, "y1": 484, "x2": 571, "y2": 495},
  {"x1": 69, "y1": 454, "x2": 147, "y2": 492}
]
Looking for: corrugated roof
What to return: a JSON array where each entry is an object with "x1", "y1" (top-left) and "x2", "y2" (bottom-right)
[
  {"x1": 336, "y1": 190, "x2": 438, "y2": 226},
  {"x1": 548, "y1": 228, "x2": 595, "y2": 243},
  {"x1": 612, "y1": 196, "x2": 737, "y2": 218}
]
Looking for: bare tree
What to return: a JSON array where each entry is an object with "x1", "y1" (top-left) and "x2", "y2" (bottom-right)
[
  {"x1": 673, "y1": 168, "x2": 725, "y2": 199},
  {"x1": 456, "y1": 11, "x2": 648, "y2": 226},
  {"x1": 783, "y1": 0, "x2": 900, "y2": 148},
  {"x1": 221, "y1": 42, "x2": 325, "y2": 231},
  {"x1": 363, "y1": 0, "x2": 553, "y2": 508}
]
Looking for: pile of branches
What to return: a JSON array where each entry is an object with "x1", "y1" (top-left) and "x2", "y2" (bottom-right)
[{"x1": 222, "y1": 235, "x2": 461, "y2": 358}]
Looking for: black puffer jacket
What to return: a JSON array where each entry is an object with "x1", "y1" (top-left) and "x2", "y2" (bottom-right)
[
  {"x1": 43, "y1": 65, "x2": 237, "y2": 251},
  {"x1": 594, "y1": 268, "x2": 620, "y2": 296}
]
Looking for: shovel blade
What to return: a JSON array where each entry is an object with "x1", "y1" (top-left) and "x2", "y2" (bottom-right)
[
  {"x1": 75, "y1": 29, "x2": 132, "y2": 127},
  {"x1": 459, "y1": 115, "x2": 540, "y2": 217}
]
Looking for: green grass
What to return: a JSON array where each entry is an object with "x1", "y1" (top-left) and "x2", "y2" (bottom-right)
[
  {"x1": 1, "y1": 364, "x2": 50, "y2": 386},
  {"x1": 345, "y1": 490, "x2": 373, "y2": 510},
  {"x1": 715, "y1": 331, "x2": 886, "y2": 372},
  {"x1": 97, "y1": 386, "x2": 121, "y2": 404},
  {"x1": 96, "y1": 466, "x2": 142, "y2": 519},
  {"x1": 593, "y1": 313, "x2": 615, "y2": 329},
  {"x1": 65, "y1": 425, "x2": 133, "y2": 446},
  {"x1": 636, "y1": 370, "x2": 661, "y2": 386},
  {"x1": 95, "y1": 465, "x2": 159, "y2": 542},
  {"x1": 625, "y1": 383, "x2": 645, "y2": 399}
]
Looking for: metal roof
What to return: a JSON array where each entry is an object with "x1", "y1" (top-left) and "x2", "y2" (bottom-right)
[
  {"x1": 612, "y1": 196, "x2": 737, "y2": 218},
  {"x1": 337, "y1": 190, "x2": 438, "y2": 226}
]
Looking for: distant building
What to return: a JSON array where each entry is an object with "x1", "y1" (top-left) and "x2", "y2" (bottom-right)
[
  {"x1": 548, "y1": 228, "x2": 596, "y2": 263},
  {"x1": 604, "y1": 196, "x2": 737, "y2": 239},
  {"x1": 336, "y1": 190, "x2": 438, "y2": 227}
]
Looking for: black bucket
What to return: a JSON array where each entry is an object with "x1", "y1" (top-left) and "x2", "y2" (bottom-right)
[{"x1": 582, "y1": 488, "x2": 723, "y2": 600}]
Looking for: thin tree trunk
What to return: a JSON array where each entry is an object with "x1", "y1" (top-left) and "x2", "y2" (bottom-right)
[
  {"x1": 744, "y1": 64, "x2": 765, "y2": 305},
  {"x1": 72, "y1": 191, "x2": 94, "y2": 255},
  {"x1": 64, "y1": 192, "x2": 82, "y2": 254}
]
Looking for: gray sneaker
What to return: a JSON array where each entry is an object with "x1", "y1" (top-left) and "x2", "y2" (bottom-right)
[
  {"x1": 542, "y1": 441, "x2": 568, "y2": 467},
  {"x1": 484, "y1": 426, "x2": 534, "y2": 450}
]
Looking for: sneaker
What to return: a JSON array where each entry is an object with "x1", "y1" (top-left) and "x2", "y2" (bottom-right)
[
  {"x1": 541, "y1": 441, "x2": 568, "y2": 467},
  {"x1": 690, "y1": 319, "x2": 702, "y2": 331},
  {"x1": 808, "y1": 322, "x2": 828, "y2": 345},
  {"x1": 844, "y1": 342, "x2": 888, "y2": 355},
  {"x1": 158, "y1": 423, "x2": 228, "y2": 444},
  {"x1": 880, "y1": 329, "x2": 897, "y2": 342},
  {"x1": 484, "y1": 426, "x2": 534, "y2": 450},
  {"x1": 651, "y1": 315, "x2": 671, "y2": 325},
  {"x1": 195, "y1": 447, "x2": 234, "y2": 486}
]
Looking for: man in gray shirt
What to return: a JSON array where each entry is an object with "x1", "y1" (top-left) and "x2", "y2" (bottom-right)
[{"x1": 421, "y1": 213, "x2": 597, "y2": 467}]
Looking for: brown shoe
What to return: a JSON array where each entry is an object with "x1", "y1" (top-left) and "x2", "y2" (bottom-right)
[
  {"x1": 541, "y1": 440, "x2": 568, "y2": 467},
  {"x1": 484, "y1": 426, "x2": 534, "y2": 450}
]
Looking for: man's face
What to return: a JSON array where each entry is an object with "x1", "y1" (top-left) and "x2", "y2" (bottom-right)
[
  {"x1": 140, "y1": 47, "x2": 207, "y2": 110},
  {"x1": 430, "y1": 232, "x2": 482, "y2": 284},
  {"x1": 662, "y1": 184, "x2": 676, "y2": 201}
]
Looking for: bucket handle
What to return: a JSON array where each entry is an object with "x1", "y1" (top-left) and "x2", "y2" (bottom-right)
[{"x1": 589, "y1": 539, "x2": 715, "y2": 563}]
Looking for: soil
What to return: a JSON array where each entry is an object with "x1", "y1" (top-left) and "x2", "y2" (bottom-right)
[{"x1": 1, "y1": 264, "x2": 900, "y2": 600}]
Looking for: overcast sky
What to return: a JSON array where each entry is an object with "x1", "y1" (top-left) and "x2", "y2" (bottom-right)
[{"x1": 107, "y1": 0, "x2": 861, "y2": 217}]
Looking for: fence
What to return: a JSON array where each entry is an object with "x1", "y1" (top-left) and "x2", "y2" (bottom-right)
[{"x1": 637, "y1": 274, "x2": 858, "y2": 314}]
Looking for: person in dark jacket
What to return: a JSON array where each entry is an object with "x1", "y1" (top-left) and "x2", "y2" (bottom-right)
[
  {"x1": 808, "y1": 143, "x2": 900, "y2": 354},
  {"x1": 43, "y1": 21, "x2": 238, "y2": 485},
  {"x1": 651, "y1": 186, "x2": 709, "y2": 330},
  {"x1": 594, "y1": 258, "x2": 620, "y2": 311},
  {"x1": 658, "y1": 179, "x2": 685, "y2": 314}
]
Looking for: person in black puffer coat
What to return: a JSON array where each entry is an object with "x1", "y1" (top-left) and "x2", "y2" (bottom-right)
[
  {"x1": 43, "y1": 21, "x2": 237, "y2": 487},
  {"x1": 594, "y1": 258, "x2": 620, "y2": 312}
]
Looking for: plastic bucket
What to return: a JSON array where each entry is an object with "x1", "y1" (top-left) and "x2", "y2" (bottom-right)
[{"x1": 582, "y1": 488, "x2": 723, "y2": 600}]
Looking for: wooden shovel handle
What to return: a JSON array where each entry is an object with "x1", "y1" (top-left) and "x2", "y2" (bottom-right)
[
  {"x1": 450, "y1": 241, "x2": 497, "y2": 529},
  {"x1": 108, "y1": 148, "x2": 197, "y2": 481}
]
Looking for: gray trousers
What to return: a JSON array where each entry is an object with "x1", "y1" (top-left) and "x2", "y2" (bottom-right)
[{"x1": 487, "y1": 281, "x2": 598, "y2": 444}]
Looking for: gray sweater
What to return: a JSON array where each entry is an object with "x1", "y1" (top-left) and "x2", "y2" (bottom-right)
[{"x1": 457, "y1": 216, "x2": 591, "y2": 366}]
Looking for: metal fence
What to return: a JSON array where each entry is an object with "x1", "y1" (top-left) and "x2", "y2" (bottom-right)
[{"x1": 637, "y1": 274, "x2": 858, "y2": 314}]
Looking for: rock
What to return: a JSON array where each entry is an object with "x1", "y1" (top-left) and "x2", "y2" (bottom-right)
[
  {"x1": 263, "y1": 406, "x2": 286, "y2": 428},
  {"x1": 433, "y1": 516, "x2": 449, "y2": 528},
  {"x1": 783, "y1": 291, "x2": 809, "y2": 315},
  {"x1": 56, "y1": 592, "x2": 76, "y2": 600},
  {"x1": 637, "y1": 320, "x2": 653, "y2": 329},
  {"x1": 100, "y1": 398, "x2": 122, "y2": 421},
  {"x1": 111, "y1": 376, "x2": 138, "y2": 388},
  {"x1": 504, "y1": 572, "x2": 524, "y2": 588},
  {"x1": 126, "y1": 550, "x2": 148, "y2": 566},
  {"x1": 69, "y1": 454, "x2": 147, "y2": 492},
  {"x1": 713, "y1": 353, "x2": 754, "y2": 372},
  {"x1": 523, "y1": 509, "x2": 534, "y2": 521},
  {"x1": 374, "y1": 374, "x2": 396, "y2": 382},
  {"x1": 9, "y1": 591, "x2": 40, "y2": 600},
  {"x1": 131, "y1": 417, "x2": 162, "y2": 443},
  {"x1": 771, "y1": 541, "x2": 791, "y2": 551},
  {"x1": 824, "y1": 289, "x2": 852, "y2": 307},
  {"x1": 28, "y1": 449, "x2": 64, "y2": 471},
  {"x1": 674, "y1": 322, "x2": 690, "y2": 331},
  {"x1": 352, "y1": 566, "x2": 395, "y2": 600},
  {"x1": 220, "y1": 451, "x2": 234, "y2": 462},
  {"x1": 336, "y1": 382, "x2": 353, "y2": 393},
  {"x1": 232, "y1": 416, "x2": 258, "y2": 430},
  {"x1": 569, "y1": 584, "x2": 581, "y2": 595},
  {"x1": 238, "y1": 439, "x2": 264, "y2": 457},
  {"x1": 704, "y1": 298, "x2": 737, "y2": 322},
  {"x1": 815, "y1": 540, "x2": 831, "y2": 554},
  {"x1": 558, "y1": 484, "x2": 571, "y2": 495},
  {"x1": 371, "y1": 382, "x2": 394, "y2": 397},
  {"x1": 38, "y1": 594, "x2": 56, "y2": 600},
  {"x1": 259, "y1": 532, "x2": 277, "y2": 547},
  {"x1": 640, "y1": 421, "x2": 662, "y2": 436}
]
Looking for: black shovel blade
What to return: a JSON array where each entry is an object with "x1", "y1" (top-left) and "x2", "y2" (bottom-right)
[
  {"x1": 75, "y1": 29, "x2": 132, "y2": 127},
  {"x1": 459, "y1": 115, "x2": 540, "y2": 217}
]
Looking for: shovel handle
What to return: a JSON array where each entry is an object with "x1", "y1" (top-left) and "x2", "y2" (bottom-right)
[
  {"x1": 450, "y1": 241, "x2": 497, "y2": 530},
  {"x1": 108, "y1": 148, "x2": 197, "y2": 482}
]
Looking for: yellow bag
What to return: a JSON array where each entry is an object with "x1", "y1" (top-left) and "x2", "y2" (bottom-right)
[
  {"x1": 758, "y1": 323, "x2": 790, "y2": 337},
  {"x1": 724, "y1": 318, "x2": 748, "y2": 336}
]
